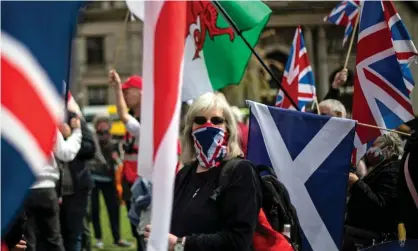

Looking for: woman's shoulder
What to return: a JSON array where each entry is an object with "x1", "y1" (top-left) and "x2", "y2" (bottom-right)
[{"x1": 222, "y1": 158, "x2": 259, "y2": 181}]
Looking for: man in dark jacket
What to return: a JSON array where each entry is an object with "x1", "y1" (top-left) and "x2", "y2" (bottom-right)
[{"x1": 60, "y1": 112, "x2": 96, "y2": 251}]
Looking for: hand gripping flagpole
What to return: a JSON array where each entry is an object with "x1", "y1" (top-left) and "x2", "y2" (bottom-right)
[{"x1": 212, "y1": 1, "x2": 300, "y2": 111}]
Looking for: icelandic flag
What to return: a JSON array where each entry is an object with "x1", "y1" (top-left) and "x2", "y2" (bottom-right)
[
  {"x1": 1, "y1": 1, "x2": 84, "y2": 233},
  {"x1": 352, "y1": 0, "x2": 418, "y2": 163},
  {"x1": 324, "y1": 1, "x2": 360, "y2": 46},
  {"x1": 275, "y1": 26, "x2": 316, "y2": 112},
  {"x1": 247, "y1": 101, "x2": 356, "y2": 251}
]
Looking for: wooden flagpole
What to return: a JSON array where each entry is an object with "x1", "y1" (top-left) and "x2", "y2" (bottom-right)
[
  {"x1": 343, "y1": 12, "x2": 360, "y2": 69},
  {"x1": 357, "y1": 122, "x2": 411, "y2": 136}
]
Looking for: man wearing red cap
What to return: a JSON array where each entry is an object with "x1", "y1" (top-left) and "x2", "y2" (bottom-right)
[{"x1": 109, "y1": 70, "x2": 144, "y2": 251}]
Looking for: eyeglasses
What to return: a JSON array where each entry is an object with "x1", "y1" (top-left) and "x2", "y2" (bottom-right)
[{"x1": 193, "y1": 116, "x2": 225, "y2": 125}]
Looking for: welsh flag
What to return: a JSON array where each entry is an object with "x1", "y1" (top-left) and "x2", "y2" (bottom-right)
[{"x1": 127, "y1": 0, "x2": 271, "y2": 101}]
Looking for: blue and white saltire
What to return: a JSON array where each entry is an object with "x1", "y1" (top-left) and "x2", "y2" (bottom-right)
[{"x1": 247, "y1": 101, "x2": 356, "y2": 251}]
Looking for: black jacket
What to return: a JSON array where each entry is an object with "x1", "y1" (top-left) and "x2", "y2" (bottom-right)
[
  {"x1": 66, "y1": 117, "x2": 96, "y2": 192},
  {"x1": 398, "y1": 132, "x2": 418, "y2": 238},
  {"x1": 346, "y1": 160, "x2": 400, "y2": 234},
  {"x1": 171, "y1": 160, "x2": 261, "y2": 251}
]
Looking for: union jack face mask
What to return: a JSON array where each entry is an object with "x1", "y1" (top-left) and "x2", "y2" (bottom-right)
[{"x1": 192, "y1": 124, "x2": 228, "y2": 168}]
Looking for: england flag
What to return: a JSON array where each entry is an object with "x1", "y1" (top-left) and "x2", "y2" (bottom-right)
[{"x1": 247, "y1": 101, "x2": 356, "y2": 251}]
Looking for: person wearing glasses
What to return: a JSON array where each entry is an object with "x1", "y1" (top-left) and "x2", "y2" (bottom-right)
[
  {"x1": 87, "y1": 115, "x2": 132, "y2": 249},
  {"x1": 144, "y1": 92, "x2": 262, "y2": 251}
]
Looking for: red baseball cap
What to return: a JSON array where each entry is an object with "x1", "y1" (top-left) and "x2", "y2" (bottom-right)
[{"x1": 122, "y1": 75, "x2": 143, "y2": 90}]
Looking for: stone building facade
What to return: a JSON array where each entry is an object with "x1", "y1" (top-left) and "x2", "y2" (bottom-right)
[{"x1": 72, "y1": 1, "x2": 418, "y2": 114}]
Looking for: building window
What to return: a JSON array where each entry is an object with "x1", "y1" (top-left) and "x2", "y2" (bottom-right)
[
  {"x1": 86, "y1": 36, "x2": 104, "y2": 66},
  {"x1": 87, "y1": 86, "x2": 108, "y2": 105}
]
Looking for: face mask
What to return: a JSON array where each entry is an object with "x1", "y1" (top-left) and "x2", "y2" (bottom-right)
[
  {"x1": 365, "y1": 146, "x2": 389, "y2": 167},
  {"x1": 192, "y1": 124, "x2": 228, "y2": 168}
]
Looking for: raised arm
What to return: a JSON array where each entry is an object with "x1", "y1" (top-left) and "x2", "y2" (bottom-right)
[
  {"x1": 109, "y1": 70, "x2": 130, "y2": 124},
  {"x1": 54, "y1": 118, "x2": 82, "y2": 162}
]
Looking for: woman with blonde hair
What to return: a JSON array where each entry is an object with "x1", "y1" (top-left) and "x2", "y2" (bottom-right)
[{"x1": 145, "y1": 92, "x2": 262, "y2": 251}]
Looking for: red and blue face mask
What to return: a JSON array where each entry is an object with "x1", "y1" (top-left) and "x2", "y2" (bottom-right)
[{"x1": 192, "y1": 124, "x2": 228, "y2": 169}]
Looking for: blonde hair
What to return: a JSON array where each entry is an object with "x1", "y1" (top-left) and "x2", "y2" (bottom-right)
[
  {"x1": 374, "y1": 132, "x2": 404, "y2": 158},
  {"x1": 319, "y1": 99, "x2": 347, "y2": 118},
  {"x1": 181, "y1": 92, "x2": 243, "y2": 164}
]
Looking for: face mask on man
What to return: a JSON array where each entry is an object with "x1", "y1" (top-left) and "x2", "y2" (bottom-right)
[{"x1": 192, "y1": 124, "x2": 228, "y2": 169}]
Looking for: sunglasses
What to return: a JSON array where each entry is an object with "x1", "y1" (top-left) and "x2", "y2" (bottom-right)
[
  {"x1": 193, "y1": 116, "x2": 225, "y2": 125},
  {"x1": 96, "y1": 130, "x2": 110, "y2": 135}
]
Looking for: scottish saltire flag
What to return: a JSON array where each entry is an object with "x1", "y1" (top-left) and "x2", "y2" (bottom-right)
[
  {"x1": 275, "y1": 26, "x2": 316, "y2": 111},
  {"x1": 247, "y1": 101, "x2": 356, "y2": 251},
  {"x1": 1, "y1": 1, "x2": 84, "y2": 233},
  {"x1": 352, "y1": 0, "x2": 418, "y2": 163},
  {"x1": 324, "y1": 1, "x2": 360, "y2": 46}
]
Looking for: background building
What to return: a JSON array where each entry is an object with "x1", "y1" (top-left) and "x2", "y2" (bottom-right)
[{"x1": 71, "y1": 1, "x2": 418, "y2": 115}]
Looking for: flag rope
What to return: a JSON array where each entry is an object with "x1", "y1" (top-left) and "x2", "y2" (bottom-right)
[{"x1": 111, "y1": 10, "x2": 131, "y2": 69}]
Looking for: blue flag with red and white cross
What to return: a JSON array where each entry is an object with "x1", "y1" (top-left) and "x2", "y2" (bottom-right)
[
  {"x1": 1, "y1": 1, "x2": 84, "y2": 233},
  {"x1": 275, "y1": 26, "x2": 316, "y2": 112},
  {"x1": 324, "y1": 0, "x2": 360, "y2": 46},
  {"x1": 352, "y1": 0, "x2": 418, "y2": 163}
]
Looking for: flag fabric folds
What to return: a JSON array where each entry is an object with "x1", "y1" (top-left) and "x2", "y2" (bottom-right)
[
  {"x1": 136, "y1": 1, "x2": 186, "y2": 251},
  {"x1": 128, "y1": 0, "x2": 271, "y2": 101},
  {"x1": 1, "y1": 1, "x2": 83, "y2": 234},
  {"x1": 324, "y1": 1, "x2": 360, "y2": 46},
  {"x1": 352, "y1": 0, "x2": 418, "y2": 163},
  {"x1": 247, "y1": 101, "x2": 356, "y2": 251},
  {"x1": 275, "y1": 26, "x2": 316, "y2": 111}
]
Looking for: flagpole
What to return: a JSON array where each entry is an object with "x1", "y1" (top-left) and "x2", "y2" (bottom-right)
[
  {"x1": 343, "y1": 10, "x2": 360, "y2": 69},
  {"x1": 111, "y1": 10, "x2": 131, "y2": 69},
  {"x1": 357, "y1": 122, "x2": 411, "y2": 137},
  {"x1": 212, "y1": 0, "x2": 300, "y2": 111}
]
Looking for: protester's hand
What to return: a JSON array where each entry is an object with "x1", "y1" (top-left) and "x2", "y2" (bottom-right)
[
  {"x1": 109, "y1": 70, "x2": 121, "y2": 88},
  {"x1": 167, "y1": 233, "x2": 178, "y2": 251},
  {"x1": 348, "y1": 172, "x2": 359, "y2": 187},
  {"x1": 59, "y1": 123, "x2": 72, "y2": 138},
  {"x1": 144, "y1": 225, "x2": 178, "y2": 251},
  {"x1": 70, "y1": 117, "x2": 81, "y2": 129},
  {"x1": 332, "y1": 68, "x2": 348, "y2": 89},
  {"x1": 144, "y1": 225, "x2": 151, "y2": 239},
  {"x1": 11, "y1": 239, "x2": 27, "y2": 251}
]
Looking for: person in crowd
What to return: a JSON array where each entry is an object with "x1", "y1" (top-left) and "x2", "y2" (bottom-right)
[
  {"x1": 397, "y1": 129, "x2": 418, "y2": 239},
  {"x1": 318, "y1": 99, "x2": 347, "y2": 118},
  {"x1": 4, "y1": 212, "x2": 27, "y2": 251},
  {"x1": 343, "y1": 132, "x2": 404, "y2": 251},
  {"x1": 109, "y1": 70, "x2": 145, "y2": 251},
  {"x1": 89, "y1": 115, "x2": 132, "y2": 249},
  {"x1": 24, "y1": 117, "x2": 82, "y2": 251},
  {"x1": 231, "y1": 106, "x2": 249, "y2": 156},
  {"x1": 109, "y1": 70, "x2": 183, "y2": 251},
  {"x1": 59, "y1": 111, "x2": 96, "y2": 251},
  {"x1": 323, "y1": 67, "x2": 348, "y2": 100},
  {"x1": 145, "y1": 92, "x2": 262, "y2": 251}
]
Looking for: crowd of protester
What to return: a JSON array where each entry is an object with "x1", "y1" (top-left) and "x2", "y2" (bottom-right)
[{"x1": 2, "y1": 68, "x2": 418, "y2": 251}]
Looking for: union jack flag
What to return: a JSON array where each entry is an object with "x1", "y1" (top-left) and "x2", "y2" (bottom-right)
[
  {"x1": 324, "y1": 0, "x2": 360, "y2": 46},
  {"x1": 275, "y1": 26, "x2": 316, "y2": 111},
  {"x1": 1, "y1": 1, "x2": 83, "y2": 233},
  {"x1": 352, "y1": 0, "x2": 418, "y2": 162}
]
